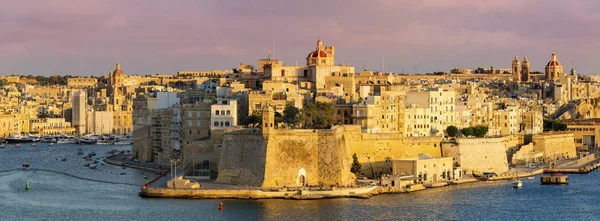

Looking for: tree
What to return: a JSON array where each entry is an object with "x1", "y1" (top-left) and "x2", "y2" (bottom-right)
[
  {"x1": 283, "y1": 104, "x2": 300, "y2": 126},
  {"x1": 446, "y1": 125, "x2": 458, "y2": 137},
  {"x1": 300, "y1": 102, "x2": 334, "y2": 129},
  {"x1": 461, "y1": 127, "x2": 473, "y2": 137},
  {"x1": 241, "y1": 111, "x2": 262, "y2": 127},
  {"x1": 350, "y1": 153, "x2": 362, "y2": 176},
  {"x1": 472, "y1": 127, "x2": 484, "y2": 137},
  {"x1": 274, "y1": 111, "x2": 283, "y2": 125},
  {"x1": 552, "y1": 120, "x2": 567, "y2": 131},
  {"x1": 543, "y1": 119, "x2": 553, "y2": 132},
  {"x1": 544, "y1": 119, "x2": 567, "y2": 132}
]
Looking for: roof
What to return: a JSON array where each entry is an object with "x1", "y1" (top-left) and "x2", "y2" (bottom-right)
[{"x1": 308, "y1": 50, "x2": 329, "y2": 58}]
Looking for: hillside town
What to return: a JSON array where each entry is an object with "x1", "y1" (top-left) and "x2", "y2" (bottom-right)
[{"x1": 3, "y1": 39, "x2": 600, "y2": 192}]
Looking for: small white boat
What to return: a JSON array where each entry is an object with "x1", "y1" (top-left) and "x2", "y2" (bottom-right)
[
  {"x1": 15, "y1": 144, "x2": 21, "y2": 147},
  {"x1": 31, "y1": 143, "x2": 36, "y2": 147},
  {"x1": 527, "y1": 176, "x2": 535, "y2": 180},
  {"x1": 49, "y1": 143, "x2": 55, "y2": 146},
  {"x1": 89, "y1": 164, "x2": 97, "y2": 169},
  {"x1": 512, "y1": 179, "x2": 523, "y2": 188}
]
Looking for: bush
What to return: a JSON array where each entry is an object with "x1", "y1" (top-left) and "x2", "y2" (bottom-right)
[
  {"x1": 446, "y1": 125, "x2": 458, "y2": 137},
  {"x1": 461, "y1": 127, "x2": 473, "y2": 137}
]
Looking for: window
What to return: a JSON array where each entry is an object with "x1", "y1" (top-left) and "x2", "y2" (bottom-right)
[
  {"x1": 303, "y1": 70, "x2": 308, "y2": 77},
  {"x1": 321, "y1": 59, "x2": 326, "y2": 64},
  {"x1": 215, "y1": 110, "x2": 219, "y2": 115},
  {"x1": 225, "y1": 121, "x2": 230, "y2": 126},
  {"x1": 188, "y1": 121, "x2": 192, "y2": 127},
  {"x1": 281, "y1": 70, "x2": 286, "y2": 76},
  {"x1": 214, "y1": 121, "x2": 219, "y2": 127},
  {"x1": 226, "y1": 110, "x2": 231, "y2": 115},
  {"x1": 188, "y1": 112, "x2": 192, "y2": 117},
  {"x1": 221, "y1": 110, "x2": 225, "y2": 115},
  {"x1": 255, "y1": 103, "x2": 261, "y2": 110},
  {"x1": 196, "y1": 121, "x2": 201, "y2": 127}
]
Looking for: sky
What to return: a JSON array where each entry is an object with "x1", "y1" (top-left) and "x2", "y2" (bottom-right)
[{"x1": 1, "y1": 0, "x2": 600, "y2": 76}]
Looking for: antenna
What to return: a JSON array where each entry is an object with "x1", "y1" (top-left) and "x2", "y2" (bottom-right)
[{"x1": 272, "y1": 40, "x2": 275, "y2": 59}]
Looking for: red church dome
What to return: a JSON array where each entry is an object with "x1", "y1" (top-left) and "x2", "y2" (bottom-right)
[
  {"x1": 308, "y1": 50, "x2": 329, "y2": 58},
  {"x1": 545, "y1": 52, "x2": 562, "y2": 68}
]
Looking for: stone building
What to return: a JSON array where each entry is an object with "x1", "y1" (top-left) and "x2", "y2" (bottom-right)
[
  {"x1": 210, "y1": 98, "x2": 238, "y2": 130},
  {"x1": 264, "y1": 39, "x2": 355, "y2": 90},
  {"x1": 72, "y1": 91, "x2": 86, "y2": 135},
  {"x1": 67, "y1": 77, "x2": 98, "y2": 88},
  {"x1": 392, "y1": 154, "x2": 454, "y2": 182}
]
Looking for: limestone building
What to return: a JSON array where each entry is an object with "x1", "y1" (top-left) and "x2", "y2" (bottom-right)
[
  {"x1": 72, "y1": 91, "x2": 86, "y2": 135},
  {"x1": 264, "y1": 39, "x2": 355, "y2": 90},
  {"x1": 210, "y1": 98, "x2": 238, "y2": 130}
]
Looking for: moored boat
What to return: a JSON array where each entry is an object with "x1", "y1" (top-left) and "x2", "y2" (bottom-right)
[{"x1": 512, "y1": 179, "x2": 523, "y2": 188}]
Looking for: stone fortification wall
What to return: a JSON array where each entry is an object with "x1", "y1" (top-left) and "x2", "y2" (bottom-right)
[
  {"x1": 217, "y1": 125, "x2": 443, "y2": 187},
  {"x1": 217, "y1": 129, "x2": 267, "y2": 186},
  {"x1": 442, "y1": 137, "x2": 509, "y2": 174},
  {"x1": 343, "y1": 126, "x2": 442, "y2": 177},
  {"x1": 532, "y1": 132, "x2": 577, "y2": 160},
  {"x1": 262, "y1": 129, "x2": 321, "y2": 187},
  {"x1": 317, "y1": 128, "x2": 353, "y2": 186}
]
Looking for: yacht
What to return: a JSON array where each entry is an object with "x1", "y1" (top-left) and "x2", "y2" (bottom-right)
[
  {"x1": 7, "y1": 133, "x2": 34, "y2": 144},
  {"x1": 89, "y1": 164, "x2": 97, "y2": 169},
  {"x1": 78, "y1": 137, "x2": 98, "y2": 145},
  {"x1": 56, "y1": 135, "x2": 76, "y2": 144}
]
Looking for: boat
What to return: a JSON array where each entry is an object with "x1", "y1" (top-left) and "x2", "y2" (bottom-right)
[
  {"x1": 15, "y1": 144, "x2": 21, "y2": 147},
  {"x1": 56, "y1": 137, "x2": 75, "y2": 144},
  {"x1": 0, "y1": 144, "x2": 4, "y2": 148},
  {"x1": 6, "y1": 133, "x2": 34, "y2": 144},
  {"x1": 122, "y1": 165, "x2": 127, "y2": 169},
  {"x1": 89, "y1": 164, "x2": 97, "y2": 169},
  {"x1": 31, "y1": 143, "x2": 36, "y2": 147},
  {"x1": 77, "y1": 148, "x2": 84, "y2": 155},
  {"x1": 527, "y1": 176, "x2": 535, "y2": 180},
  {"x1": 84, "y1": 163, "x2": 90, "y2": 167},
  {"x1": 8, "y1": 137, "x2": 33, "y2": 143},
  {"x1": 512, "y1": 179, "x2": 523, "y2": 188},
  {"x1": 49, "y1": 143, "x2": 54, "y2": 146},
  {"x1": 22, "y1": 162, "x2": 30, "y2": 169},
  {"x1": 541, "y1": 173, "x2": 568, "y2": 185},
  {"x1": 61, "y1": 156, "x2": 67, "y2": 161},
  {"x1": 78, "y1": 137, "x2": 98, "y2": 145}
]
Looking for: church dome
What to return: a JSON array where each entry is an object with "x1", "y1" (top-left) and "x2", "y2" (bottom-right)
[
  {"x1": 545, "y1": 52, "x2": 562, "y2": 68},
  {"x1": 308, "y1": 50, "x2": 329, "y2": 58},
  {"x1": 112, "y1": 62, "x2": 124, "y2": 76},
  {"x1": 307, "y1": 39, "x2": 330, "y2": 58}
]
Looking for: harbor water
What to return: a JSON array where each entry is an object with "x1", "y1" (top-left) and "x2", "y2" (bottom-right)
[{"x1": 1, "y1": 143, "x2": 599, "y2": 221}]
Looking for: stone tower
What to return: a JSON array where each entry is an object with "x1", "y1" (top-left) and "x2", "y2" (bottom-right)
[
  {"x1": 522, "y1": 57, "x2": 531, "y2": 82},
  {"x1": 512, "y1": 56, "x2": 521, "y2": 82},
  {"x1": 261, "y1": 103, "x2": 275, "y2": 138}
]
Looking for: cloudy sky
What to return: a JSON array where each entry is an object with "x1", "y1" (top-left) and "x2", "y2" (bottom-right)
[{"x1": 1, "y1": 0, "x2": 599, "y2": 76}]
